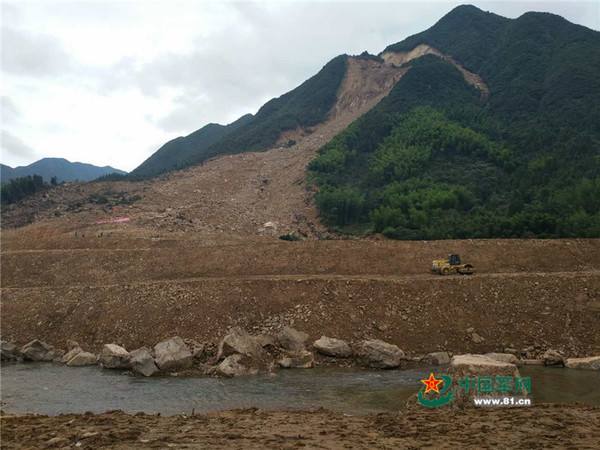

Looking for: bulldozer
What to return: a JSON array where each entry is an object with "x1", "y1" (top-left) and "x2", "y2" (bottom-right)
[{"x1": 430, "y1": 254, "x2": 475, "y2": 276}]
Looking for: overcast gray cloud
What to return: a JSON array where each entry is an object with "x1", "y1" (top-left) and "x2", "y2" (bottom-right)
[
  {"x1": 2, "y1": 129, "x2": 38, "y2": 160},
  {"x1": 2, "y1": 96, "x2": 20, "y2": 123},
  {"x1": 1, "y1": 1, "x2": 598, "y2": 172},
  {"x1": 1, "y1": 26, "x2": 73, "y2": 76}
]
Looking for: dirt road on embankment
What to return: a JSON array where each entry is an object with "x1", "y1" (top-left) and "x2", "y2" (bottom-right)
[{"x1": 2, "y1": 227, "x2": 599, "y2": 357}]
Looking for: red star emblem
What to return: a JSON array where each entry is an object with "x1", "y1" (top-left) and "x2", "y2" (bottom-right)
[{"x1": 421, "y1": 373, "x2": 443, "y2": 393}]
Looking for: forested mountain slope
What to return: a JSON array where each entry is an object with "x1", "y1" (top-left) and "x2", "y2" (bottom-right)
[
  {"x1": 132, "y1": 55, "x2": 348, "y2": 176},
  {"x1": 310, "y1": 5, "x2": 600, "y2": 239},
  {"x1": 131, "y1": 114, "x2": 253, "y2": 178}
]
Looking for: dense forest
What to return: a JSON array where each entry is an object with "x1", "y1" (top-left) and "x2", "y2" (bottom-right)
[
  {"x1": 310, "y1": 8, "x2": 600, "y2": 239},
  {"x1": 1, "y1": 175, "x2": 49, "y2": 205}
]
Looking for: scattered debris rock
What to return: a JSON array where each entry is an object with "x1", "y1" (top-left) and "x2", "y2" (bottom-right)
[
  {"x1": 255, "y1": 334, "x2": 276, "y2": 348},
  {"x1": 277, "y1": 327, "x2": 309, "y2": 352},
  {"x1": 313, "y1": 336, "x2": 352, "y2": 358},
  {"x1": 61, "y1": 346, "x2": 83, "y2": 364},
  {"x1": 357, "y1": 339, "x2": 404, "y2": 369},
  {"x1": 20, "y1": 339, "x2": 55, "y2": 362},
  {"x1": 1, "y1": 340, "x2": 20, "y2": 361},
  {"x1": 129, "y1": 347, "x2": 159, "y2": 377},
  {"x1": 543, "y1": 349, "x2": 565, "y2": 366},
  {"x1": 565, "y1": 356, "x2": 600, "y2": 370},
  {"x1": 520, "y1": 359, "x2": 544, "y2": 365},
  {"x1": 446, "y1": 354, "x2": 526, "y2": 409},
  {"x1": 422, "y1": 352, "x2": 450, "y2": 365},
  {"x1": 279, "y1": 350, "x2": 314, "y2": 369},
  {"x1": 484, "y1": 353, "x2": 520, "y2": 366},
  {"x1": 67, "y1": 352, "x2": 98, "y2": 366},
  {"x1": 217, "y1": 327, "x2": 264, "y2": 360},
  {"x1": 215, "y1": 354, "x2": 259, "y2": 377},
  {"x1": 154, "y1": 336, "x2": 193, "y2": 371},
  {"x1": 99, "y1": 344, "x2": 130, "y2": 369}
]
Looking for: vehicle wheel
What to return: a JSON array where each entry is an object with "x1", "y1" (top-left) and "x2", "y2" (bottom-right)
[{"x1": 441, "y1": 267, "x2": 450, "y2": 276}]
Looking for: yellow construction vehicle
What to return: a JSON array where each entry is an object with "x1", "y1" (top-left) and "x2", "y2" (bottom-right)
[{"x1": 430, "y1": 254, "x2": 475, "y2": 276}]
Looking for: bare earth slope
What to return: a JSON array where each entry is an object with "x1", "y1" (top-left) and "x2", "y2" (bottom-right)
[{"x1": 2, "y1": 227, "x2": 599, "y2": 356}]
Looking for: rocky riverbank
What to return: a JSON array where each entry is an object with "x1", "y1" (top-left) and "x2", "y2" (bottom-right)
[
  {"x1": 2, "y1": 404, "x2": 599, "y2": 449},
  {"x1": 3, "y1": 326, "x2": 599, "y2": 379}
]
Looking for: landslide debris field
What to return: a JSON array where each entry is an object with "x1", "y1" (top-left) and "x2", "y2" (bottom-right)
[
  {"x1": 2, "y1": 405, "x2": 599, "y2": 449},
  {"x1": 2, "y1": 225, "x2": 599, "y2": 357},
  {"x1": 0, "y1": 57, "x2": 404, "y2": 237}
]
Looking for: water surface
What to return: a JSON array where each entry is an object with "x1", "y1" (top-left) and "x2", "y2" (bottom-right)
[{"x1": 1, "y1": 363, "x2": 598, "y2": 416}]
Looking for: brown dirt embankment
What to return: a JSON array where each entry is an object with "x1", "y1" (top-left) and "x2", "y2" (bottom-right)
[
  {"x1": 2, "y1": 231, "x2": 599, "y2": 357},
  {"x1": 2, "y1": 405, "x2": 599, "y2": 449}
]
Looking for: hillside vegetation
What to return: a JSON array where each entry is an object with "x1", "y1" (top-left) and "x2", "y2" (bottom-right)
[
  {"x1": 130, "y1": 55, "x2": 348, "y2": 176},
  {"x1": 130, "y1": 114, "x2": 253, "y2": 177},
  {"x1": 310, "y1": 6, "x2": 600, "y2": 239}
]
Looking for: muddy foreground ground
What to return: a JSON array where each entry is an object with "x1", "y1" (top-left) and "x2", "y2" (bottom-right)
[{"x1": 2, "y1": 404, "x2": 599, "y2": 449}]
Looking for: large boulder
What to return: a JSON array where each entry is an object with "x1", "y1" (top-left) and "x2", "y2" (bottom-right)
[
  {"x1": 154, "y1": 336, "x2": 193, "y2": 371},
  {"x1": 255, "y1": 334, "x2": 277, "y2": 348},
  {"x1": 543, "y1": 349, "x2": 565, "y2": 366},
  {"x1": 215, "y1": 354, "x2": 260, "y2": 377},
  {"x1": 217, "y1": 327, "x2": 264, "y2": 360},
  {"x1": 1, "y1": 341, "x2": 20, "y2": 361},
  {"x1": 20, "y1": 340, "x2": 55, "y2": 362},
  {"x1": 313, "y1": 336, "x2": 352, "y2": 358},
  {"x1": 422, "y1": 352, "x2": 451, "y2": 365},
  {"x1": 277, "y1": 327, "x2": 309, "y2": 352},
  {"x1": 565, "y1": 356, "x2": 600, "y2": 370},
  {"x1": 446, "y1": 354, "x2": 527, "y2": 409},
  {"x1": 61, "y1": 347, "x2": 83, "y2": 364},
  {"x1": 357, "y1": 340, "x2": 404, "y2": 369},
  {"x1": 279, "y1": 350, "x2": 315, "y2": 369},
  {"x1": 67, "y1": 352, "x2": 98, "y2": 366},
  {"x1": 99, "y1": 344, "x2": 130, "y2": 369},
  {"x1": 484, "y1": 353, "x2": 520, "y2": 366},
  {"x1": 129, "y1": 347, "x2": 159, "y2": 377}
]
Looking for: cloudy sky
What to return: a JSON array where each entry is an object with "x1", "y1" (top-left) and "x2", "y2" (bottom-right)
[{"x1": 2, "y1": 1, "x2": 599, "y2": 172}]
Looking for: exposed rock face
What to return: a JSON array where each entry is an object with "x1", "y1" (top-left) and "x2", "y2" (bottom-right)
[
  {"x1": 216, "y1": 354, "x2": 259, "y2": 377},
  {"x1": 154, "y1": 336, "x2": 193, "y2": 371},
  {"x1": 129, "y1": 347, "x2": 159, "y2": 377},
  {"x1": 217, "y1": 327, "x2": 264, "y2": 360},
  {"x1": 484, "y1": 353, "x2": 520, "y2": 366},
  {"x1": 313, "y1": 336, "x2": 352, "y2": 358},
  {"x1": 565, "y1": 356, "x2": 600, "y2": 370},
  {"x1": 543, "y1": 349, "x2": 565, "y2": 366},
  {"x1": 422, "y1": 352, "x2": 451, "y2": 365},
  {"x1": 357, "y1": 340, "x2": 404, "y2": 369},
  {"x1": 66, "y1": 352, "x2": 98, "y2": 366},
  {"x1": 61, "y1": 347, "x2": 83, "y2": 364},
  {"x1": 99, "y1": 344, "x2": 130, "y2": 369},
  {"x1": 1, "y1": 341, "x2": 20, "y2": 361},
  {"x1": 277, "y1": 327, "x2": 309, "y2": 352},
  {"x1": 20, "y1": 340, "x2": 55, "y2": 362},
  {"x1": 279, "y1": 350, "x2": 314, "y2": 369},
  {"x1": 446, "y1": 354, "x2": 527, "y2": 409}
]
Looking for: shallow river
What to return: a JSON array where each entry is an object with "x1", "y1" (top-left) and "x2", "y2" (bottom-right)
[{"x1": 1, "y1": 363, "x2": 598, "y2": 416}]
